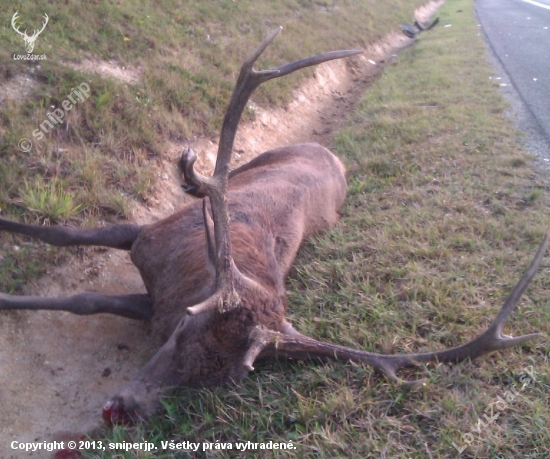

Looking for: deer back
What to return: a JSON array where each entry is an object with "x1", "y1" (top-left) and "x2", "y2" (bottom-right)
[{"x1": 130, "y1": 143, "x2": 346, "y2": 337}]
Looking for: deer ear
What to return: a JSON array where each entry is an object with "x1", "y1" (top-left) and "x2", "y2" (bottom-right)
[{"x1": 202, "y1": 199, "x2": 216, "y2": 277}]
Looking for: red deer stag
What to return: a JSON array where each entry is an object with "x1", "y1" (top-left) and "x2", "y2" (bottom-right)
[{"x1": 0, "y1": 28, "x2": 547, "y2": 424}]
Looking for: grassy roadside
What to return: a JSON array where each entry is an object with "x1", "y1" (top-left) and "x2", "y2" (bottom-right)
[
  {"x1": 0, "y1": 0, "x2": 426, "y2": 293},
  {"x1": 85, "y1": 1, "x2": 550, "y2": 458},
  {"x1": 0, "y1": 0, "x2": 427, "y2": 215}
]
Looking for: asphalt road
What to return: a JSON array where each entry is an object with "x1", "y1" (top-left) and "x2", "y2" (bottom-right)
[{"x1": 477, "y1": 0, "x2": 550, "y2": 150}]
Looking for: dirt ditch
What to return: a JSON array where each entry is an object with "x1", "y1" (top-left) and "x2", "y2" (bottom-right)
[{"x1": 0, "y1": 2, "x2": 442, "y2": 457}]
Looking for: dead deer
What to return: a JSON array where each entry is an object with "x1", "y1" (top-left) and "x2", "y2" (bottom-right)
[{"x1": 0, "y1": 28, "x2": 547, "y2": 425}]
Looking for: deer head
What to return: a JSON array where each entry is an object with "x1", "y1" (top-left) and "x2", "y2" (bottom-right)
[{"x1": 11, "y1": 11, "x2": 49, "y2": 54}]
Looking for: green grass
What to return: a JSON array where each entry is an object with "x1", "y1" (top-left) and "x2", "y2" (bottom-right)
[
  {"x1": 0, "y1": 0, "x2": 426, "y2": 291},
  {"x1": 18, "y1": 175, "x2": 82, "y2": 221},
  {"x1": 80, "y1": 1, "x2": 550, "y2": 458},
  {"x1": 1, "y1": 0, "x2": 426, "y2": 222}
]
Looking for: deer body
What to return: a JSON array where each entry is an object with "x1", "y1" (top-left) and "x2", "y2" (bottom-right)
[
  {"x1": 135, "y1": 143, "x2": 346, "y2": 336},
  {"x1": 1, "y1": 28, "x2": 547, "y2": 426},
  {"x1": 101, "y1": 143, "x2": 346, "y2": 420}
]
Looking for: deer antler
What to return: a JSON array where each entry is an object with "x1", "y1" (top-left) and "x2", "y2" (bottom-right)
[
  {"x1": 244, "y1": 235, "x2": 549, "y2": 387},
  {"x1": 33, "y1": 13, "x2": 49, "y2": 39},
  {"x1": 185, "y1": 27, "x2": 362, "y2": 315},
  {"x1": 11, "y1": 12, "x2": 27, "y2": 37},
  {"x1": 11, "y1": 12, "x2": 48, "y2": 38}
]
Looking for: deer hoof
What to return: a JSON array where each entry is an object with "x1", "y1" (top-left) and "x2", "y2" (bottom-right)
[{"x1": 102, "y1": 399, "x2": 134, "y2": 427}]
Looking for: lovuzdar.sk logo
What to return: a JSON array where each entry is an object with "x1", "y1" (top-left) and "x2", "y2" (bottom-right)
[{"x1": 11, "y1": 11, "x2": 49, "y2": 60}]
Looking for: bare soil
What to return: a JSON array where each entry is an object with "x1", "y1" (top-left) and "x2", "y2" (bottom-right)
[
  {"x1": 0, "y1": 74, "x2": 38, "y2": 106},
  {"x1": 0, "y1": 3, "x2": 442, "y2": 457},
  {"x1": 63, "y1": 58, "x2": 141, "y2": 84}
]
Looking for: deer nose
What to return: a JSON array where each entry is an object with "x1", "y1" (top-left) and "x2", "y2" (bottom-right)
[{"x1": 102, "y1": 398, "x2": 134, "y2": 427}]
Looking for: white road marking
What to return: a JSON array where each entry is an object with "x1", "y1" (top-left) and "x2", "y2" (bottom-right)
[{"x1": 522, "y1": 0, "x2": 550, "y2": 10}]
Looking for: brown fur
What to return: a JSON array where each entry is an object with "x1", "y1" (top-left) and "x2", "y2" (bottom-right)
[{"x1": 104, "y1": 143, "x2": 346, "y2": 420}]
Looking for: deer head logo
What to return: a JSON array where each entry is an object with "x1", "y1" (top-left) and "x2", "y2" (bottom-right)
[{"x1": 11, "y1": 11, "x2": 49, "y2": 54}]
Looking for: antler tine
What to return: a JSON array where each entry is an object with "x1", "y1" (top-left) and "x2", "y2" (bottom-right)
[
  {"x1": 33, "y1": 13, "x2": 49, "y2": 37},
  {"x1": 184, "y1": 28, "x2": 363, "y2": 315},
  {"x1": 186, "y1": 201, "x2": 218, "y2": 316},
  {"x1": 181, "y1": 147, "x2": 212, "y2": 195},
  {"x1": 186, "y1": 292, "x2": 222, "y2": 316},
  {"x1": 214, "y1": 28, "x2": 362, "y2": 180},
  {"x1": 245, "y1": 236, "x2": 548, "y2": 387},
  {"x1": 11, "y1": 11, "x2": 26, "y2": 37},
  {"x1": 262, "y1": 49, "x2": 364, "y2": 81},
  {"x1": 243, "y1": 326, "x2": 275, "y2": 371},
  {"x1": 202, "y1": 199, "x2": 216, "y2": 273},
  {"x1": 488, "y1": 233, "x2": 548, "y2": 337}
]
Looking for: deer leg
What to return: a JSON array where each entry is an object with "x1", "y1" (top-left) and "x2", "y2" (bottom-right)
[
  {"x1": 0, "y1": 292, "x2": 153, "y2": 320},
  {"x1": 0, "y1": 217, "x2": 142, "y2": 250}
]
